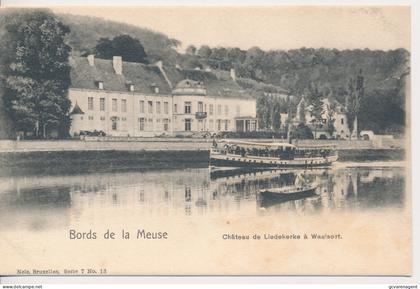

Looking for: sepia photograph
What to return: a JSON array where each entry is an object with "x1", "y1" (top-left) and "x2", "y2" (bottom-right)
[{"x1": 0, "y1": 4, "x2": 412, "y2": 276}]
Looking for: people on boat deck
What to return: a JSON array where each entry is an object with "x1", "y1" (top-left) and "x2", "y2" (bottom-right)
[{"x1": 221, "y1": 143, "x2": 332, "y2": 160}]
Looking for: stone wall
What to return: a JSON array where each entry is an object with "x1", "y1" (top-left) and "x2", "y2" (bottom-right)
[
  {"x1": 0, "y1": 137, "x2": 406, "y2": 153},
  {"x1": 295, "y1": 139, "x2": 374, "y2": 149},
  {"x1": 0, "y1": 139, "x2": 212, "y2": 152},
  {"x1": 295, "y1": 138, "x2": 405, "y2": 149}
]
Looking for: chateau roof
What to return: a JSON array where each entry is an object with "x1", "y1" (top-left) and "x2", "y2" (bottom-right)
[
  {"x1": 175, "y1": 79, "x2": 204, "y2": 89},
  {"x1": 69, "y1": 56, "x2": 172, "y2": 94},
  {"x1": 69, "y1": 56, "x2": 254, "y2": 99},
  {"x1": 164, "y1": 66, "x2": 254, "y2": 99}
]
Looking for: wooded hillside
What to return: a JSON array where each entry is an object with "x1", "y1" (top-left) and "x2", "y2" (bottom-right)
[{"x1": 0, "y1": 9, "x2": 410, "y2": 137}]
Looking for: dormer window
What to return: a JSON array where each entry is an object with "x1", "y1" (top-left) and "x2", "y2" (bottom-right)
[
  {"x1": 150, "y1": 83, "x2": 159, "y2": 94},
  {"x1": 126, "y1": 82, "x2": 134, "y2": 92},
  {"x1": 96, "y1": 81, "x2": 104, "y2": 90}
]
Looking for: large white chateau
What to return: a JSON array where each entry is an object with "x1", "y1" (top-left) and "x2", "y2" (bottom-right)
[{"x1": 68, "y1": 55, "x2": 258, "y2": 137}]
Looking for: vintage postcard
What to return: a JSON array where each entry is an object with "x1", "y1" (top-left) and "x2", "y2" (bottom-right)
[{"x1": 0, "y1": 5, "x2": 411, "y2": 275}]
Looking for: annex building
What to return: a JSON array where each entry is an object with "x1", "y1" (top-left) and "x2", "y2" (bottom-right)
[
  {"x1": 68, "y1": 55, "x2": 258, "y2": 137},
  {"x1": 292, "y1": 97, "x2": 356, "y2": 140}
]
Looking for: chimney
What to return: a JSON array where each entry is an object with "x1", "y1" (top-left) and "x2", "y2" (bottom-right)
[
  {"x1": 87, "y1": 54, "x2": 95, "y2": 66},
  {"x1": 113, "y1": 56, "x2": 123, "y2": 75},
  {"x1": 230, "y1": 68, "x2": 236, "y2": 81}
]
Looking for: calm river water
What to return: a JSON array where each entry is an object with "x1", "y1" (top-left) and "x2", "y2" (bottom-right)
[{"x1": 0, "y1": 162, "x2": 406, "y2": 232}]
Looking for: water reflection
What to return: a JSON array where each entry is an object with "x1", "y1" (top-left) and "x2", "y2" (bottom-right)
[{"x1": 0, "y1": 164, "x2": 405, "y2": 231}]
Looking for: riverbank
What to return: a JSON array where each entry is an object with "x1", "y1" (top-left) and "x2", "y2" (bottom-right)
[
  {"x1": 0, "y1": 139, "x2": 212, "y2": 152},
  {"x1": 0, "y1": 150, "x2": 210, "y2": 176},
  {"x1": 0, "y1": 147, "x2": 405, "y2": 176}
]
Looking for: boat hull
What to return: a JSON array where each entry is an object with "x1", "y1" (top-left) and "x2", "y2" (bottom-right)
[
  {"x1": 210, "y1": 152, "x2": 338, "y2": 168},
  {"x1": 259, "y1": 187, "x2": 316, "y2": 200}
]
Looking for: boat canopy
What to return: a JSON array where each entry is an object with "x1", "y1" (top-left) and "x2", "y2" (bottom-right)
[{"x1": 220, "y1": 139, "x2": 296, "y2": 149}]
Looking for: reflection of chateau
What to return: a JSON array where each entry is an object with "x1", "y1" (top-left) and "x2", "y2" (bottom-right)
[
  {"x1": 0, "y1": 166, "x2": 404, "y2": 228},
  {"x1": 315, "y1": 169, "x2": 359, "y2": 211},
  {"x1": 0, "y1": 182, "x2": 71, "y2": 231},
  {"x1": 312, "y1": 167, "x2": 404, "y2": 212}
]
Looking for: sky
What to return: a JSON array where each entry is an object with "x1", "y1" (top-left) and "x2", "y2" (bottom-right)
[{"x1": 2, "y1": 3, "x2": 411, "y2": 51}]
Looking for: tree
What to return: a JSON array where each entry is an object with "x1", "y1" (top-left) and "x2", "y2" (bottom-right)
[
  {"x1": 271, "y1": 102, "x2": 281, "y2": 131},
  {"x1": 94, "y1": 37, "x2": 114, "y2": 59},
  {"x1": 298, "y1": 99, "x2": 306, "y2": 124},
  {"x1": 307, "y1": 84, "x2": 324, "y2": 139},
  {"x1": 345, "y1": 69, "x2": 364, "y2": 139},
  {"x1": 227, "y1": 47, "x2": 246, "y2": 64},
  {"x1": 325, "y1": 101, "x2": 336, "y2": 137},
  {"x1": 94, "y1": 34, "x2": 148, "y2": 63},
  {"x1": 308, "y1": 85, "x2": 324, "y2": 120},
  {"x1": 1, "y1": 10, "x2": 72, "y2": 138},
  {"x1": 290, "y1": 123, "x2": 314, "y2": 140},
  {"x1": 182, "y1": 57, "x2": 202, "y2": 69},
  {"x1": 256, "y1": 94, "x2": 271, "y2": 130},
  {"x1": 186, "y1": 45, "x2": 197, "y2": 55},
  {"x1": 197, "y1": 45, "x2": 212, "y2": 58},
  {"x1": 210, "y1": 47, "x2": 228, "y2": 60},
  {"x1": 243, "y1": 47, "x2": 265, "y2": 80}
]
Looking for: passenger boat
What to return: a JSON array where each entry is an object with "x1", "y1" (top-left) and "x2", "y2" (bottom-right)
[
  {"x1": 210, "y1": 139, "x2": 338, "y2": 168},
  {"x1": 258, "y1": 185, "x2": 319, "y2": 208}
]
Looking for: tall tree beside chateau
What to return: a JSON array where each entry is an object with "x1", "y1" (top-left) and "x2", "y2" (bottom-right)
[
  {"x1": 0, "y1": 10, "x2": 72, "y2": 138},
  {"x1": 256, "y1": 94, "x2": 285, "y2": 131},
  {"x1": 298, "y1": 99, "x2": 306, "y2": 124},
  {"x1": 325, "y1": 101, "x2": 336, "y2": 137},
  {"x1": 271, "y1": 102, "x2": 282, "y2": 131},
  {"x1": 346, "y1": 70, "x2": 365, "y2": 139},
  {"x1": 256, "y1": 95, "x2": 271, "y2": 130},
  {"x1": 307, "y1": 84, "x2": 324, "y2": 139},
  {"x1": 94, "y1": 34, "x2": 148, "y2": 63}
]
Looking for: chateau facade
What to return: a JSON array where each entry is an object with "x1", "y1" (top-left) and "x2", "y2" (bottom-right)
[{"x1": 68, "y1": 55, "x2": 257, "y2": 137}]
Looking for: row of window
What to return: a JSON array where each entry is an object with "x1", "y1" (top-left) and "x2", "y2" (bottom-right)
[
  {"x1": 86, "y1": 116, "x2": 128, "y2": 121},
  {"x1": 88, "y1": 97, "x2": 128, "y2": 112},
  {"x1": 138, "y1": 118, "x2": 170, "y2": 132},
  {"x1": 181, "y1": 102, "x2": 240, "y2": 116},
  {"x1": 88, "y1": 97, "x2": 171, "y2": 114},
  {"x1": 139, "y1": 100, "x2": 169, "y2": 114},
  {"x1": 82, "y1": 115, "x2": 229, "y2": 132},
  {"x1": 86, "y1": 116, "x2": 174, "y2": 123},
  {"x1": 86, "y1": 98, "x2": 242, "y2": 116},
  {"x1": 109, "y1": 117, "x2": 170, "y2": 131},
  {"x1": 183, "y1": 118, "x2": 230, "y2": 131}
]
